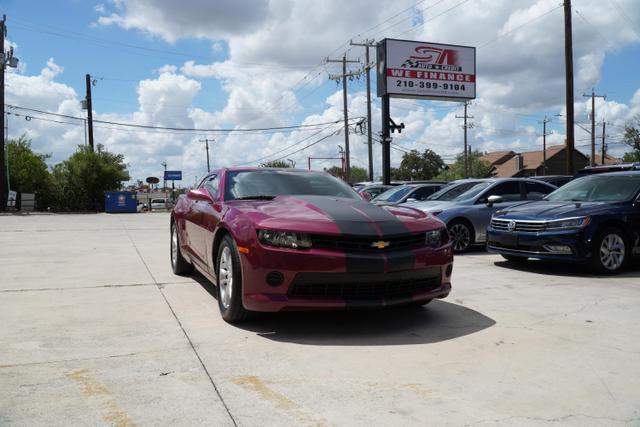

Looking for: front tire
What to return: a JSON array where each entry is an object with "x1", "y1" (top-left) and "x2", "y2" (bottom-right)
[
  {"x1": 448, "y1": 220, "x2": 474, "y2": 253},
  {"x1": 594, "y1": 227, "x2": 628, "y2": 275},
  {"x1": 171, "y1": 222, "x2": 194, "y2": 275},
  {"x1": 216, "y1": 235, "x2": 249, "y2": 323}
]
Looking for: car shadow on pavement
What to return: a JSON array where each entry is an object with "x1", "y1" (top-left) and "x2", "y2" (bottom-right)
[
  {"x1": 235, "y1": 301, "x2": 495, "y2": 346},
  {"x1": 493, "y1": 259, "x2": 640, "y2": 279}
]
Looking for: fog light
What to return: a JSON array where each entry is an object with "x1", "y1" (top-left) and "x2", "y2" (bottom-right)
[
  {"x1": 266, "y1": 271, "x2": 285, "y2": 287},
  {"x1": 543, "y1": 244, "x2": 573, "y2": 254}
]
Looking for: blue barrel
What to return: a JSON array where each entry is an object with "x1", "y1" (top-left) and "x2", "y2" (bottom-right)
[{"x1": 104, "y1": 191, "x2": 137, "y2": 213}]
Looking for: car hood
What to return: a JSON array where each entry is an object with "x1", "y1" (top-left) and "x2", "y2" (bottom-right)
[
  {"x1": 494, "y1": 200, "x2": 615, "y2": 220},
  {"x1": 403, "y1": 200, "x2": 456, "y2": 212},
  {"x1": 226, "y1": 195, "x2": 443, "y2": 236}
]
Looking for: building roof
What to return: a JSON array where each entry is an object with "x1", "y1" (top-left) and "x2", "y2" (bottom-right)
[
  {"x1": 598, "y1": 153, "x2": 621, "y2": 166},
  {"x1": 490, "y1": 145, "x2": 588, "y2": 177},
  {"x1": 480, "y1": 150, "x2": 516, "y2": 166}
]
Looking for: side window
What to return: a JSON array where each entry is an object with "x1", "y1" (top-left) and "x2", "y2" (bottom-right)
[
  {"x1": 413, "y1": 186, "x2": 437, "y2": 201},
  {"x1": 204, "y1": 175, "x2": 219, "y2": 199},
  {"x1": 525, "y1": 182, "x2": 554, "y2": 200},
  {"x1": 485, "y1": 182, "x2": 522, "y2": 202}
]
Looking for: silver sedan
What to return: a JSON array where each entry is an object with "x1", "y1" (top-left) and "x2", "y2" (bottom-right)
[{"x1": 405, "y1": 178, "x2": 557, "y2": 252}]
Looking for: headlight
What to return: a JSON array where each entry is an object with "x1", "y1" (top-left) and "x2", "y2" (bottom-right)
[
  {"x1": 257, "y1": 230, "x2": 312, "y2": 249},
  {"x1": 545, "y1": 216, "x2": 590, "y2": 230},
  {"x1": 430, "y1": 210, "x2": 443, "y2": 217},
  {"x1": 426, "y1": 228, "x2": 448, "y2": 247}
]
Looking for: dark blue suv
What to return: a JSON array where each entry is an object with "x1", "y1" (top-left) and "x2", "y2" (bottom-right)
[{"x1": 487, "y1": 172, "x2": 640, "y2": 274}]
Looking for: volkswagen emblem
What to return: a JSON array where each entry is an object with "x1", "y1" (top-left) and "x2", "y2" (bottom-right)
[{"x1": 507, "y1": 220, "x2": 517, "y2": 232}]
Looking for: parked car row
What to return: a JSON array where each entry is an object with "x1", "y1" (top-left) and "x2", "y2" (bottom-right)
[{"x1": 169, "y1": 165, "x2": 640, "y2": 323}]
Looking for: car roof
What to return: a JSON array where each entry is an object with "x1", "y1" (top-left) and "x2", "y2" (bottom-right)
[{"x1": 599, "y1": 171, "x2": 640, "y2": 177}]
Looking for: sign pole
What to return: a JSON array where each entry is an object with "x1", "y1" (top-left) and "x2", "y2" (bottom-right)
[{"x1": 381, "y1": 94, "x2": 391, "y2": 185}]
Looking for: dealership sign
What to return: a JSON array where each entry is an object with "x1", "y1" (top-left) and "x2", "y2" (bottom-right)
[
  {"x1": 377, "y1": 38, "x2": 476, "y2": 101},
  {"x1": 164, "y1": 170, "x2": 182, "y2": 180}
]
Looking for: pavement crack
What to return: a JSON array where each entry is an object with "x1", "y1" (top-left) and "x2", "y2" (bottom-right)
[
  {"x1": 120, "y1": 218, "x2": 238, "y2": 427},
  {"x1": 0, "y1": 352, "x2": 140, "y2": 369}
]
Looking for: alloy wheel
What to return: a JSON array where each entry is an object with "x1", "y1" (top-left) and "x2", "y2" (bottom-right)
[
  {"x1": 450, "y1": 223, "x2": 471, "y2": 252},
  {"x1": 171, "y1": 225, "x2": 178, "y2": 268},
  {"x1": 599, "y1": 233, "x2": 625, "y2": 271},
  {"x1": 219, "y1": 246, "x2": 234, "y2": 309}
]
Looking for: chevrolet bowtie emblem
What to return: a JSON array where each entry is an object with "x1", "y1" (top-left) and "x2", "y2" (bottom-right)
[{"x1": 371, "y1": 241, "x2": 390, "y2": 249}]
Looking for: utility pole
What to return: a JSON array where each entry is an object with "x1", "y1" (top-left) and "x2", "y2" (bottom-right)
[
  {"x1": 350, "y1": 39, "x2": 376, "y2": 181},
  {"x1": 601, "y1": 121, "x2": 607, "y2": 165},
  {"x1": 583, "y1": 89, "x2": 606, "y2": 166},
  {"x1": 456, "y1": 101, "x2": 473, "y2": 178},
  {"x1": 0, "y1": 15, "x2": 19, "y2": 212},
  {"x1": 327, "y1": 54, "x2": 360, "y2": 183},
  {"x1": 564, "y1": 0, "x2": 575, "y2": 175},
  {"x1": 199, "y1": 137, "x2": 213, "y2": 172},
  {"x1": 85, "y1": 74, "x2": 95, "y2": 152},
  {"x1": 539, "y1": 116, "x2": 552, "y2": 175},
  {"x1": 161, "y1": 161, "x2": 167, "y2": 190}
]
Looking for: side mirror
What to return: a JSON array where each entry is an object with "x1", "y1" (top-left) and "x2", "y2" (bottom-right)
[
  {"x1": 188, "y1": 188, "x2": 213, "y2": 202},
  {"x1": 486, "y1": 195, "x2": 503, "y2": 207},
  {"x1": 405, "y1": 198, "x2": 417, "y2": 203},
  {"x1": 360, "y1": 192, "x2": 372, "y2": 201}
]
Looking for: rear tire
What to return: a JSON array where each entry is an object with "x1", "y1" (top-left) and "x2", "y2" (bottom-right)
[
  {"x1": 593, "y1": 227, "x2": 628, "y2": 275},
  {"x1": 216, "y1": 235, "x2": 249, "y2": 323},
  {"x1": 501, "y1": 255, "x2": 528, "y2": 263},
  {"x1": 448, "y1": 220, "x2": 474, "y2": 253},
  {"x1": 171, "y1": 222, "x2": 194, "y2": 275}
]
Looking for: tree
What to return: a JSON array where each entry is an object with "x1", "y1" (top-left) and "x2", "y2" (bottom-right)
[
  {"x1": 261, "y1": 160, "x2": 291, "y2": 168},
  {"x1": 7, "y1": 135, "x2": 55, "y2": 209},
  {"x1": 436, "y1": 150, "x2": 493, "y2": 181},
  {"x1": 622, "y1": 117, "x2": 640, "y2": 162},
  {"x1": 51, "y1": 144, "x2": 130, "y2": 211},
  {"x1": 324, "y1": 165, "x2": 368, "y2": 183},
  {"x1": 391, "y1": 149, "x2": 445, "y2": 181}
]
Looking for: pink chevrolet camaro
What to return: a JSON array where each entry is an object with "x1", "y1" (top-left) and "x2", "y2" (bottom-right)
[{"x1": 171, "y1": 167, "x2": 453, "y2": 323}]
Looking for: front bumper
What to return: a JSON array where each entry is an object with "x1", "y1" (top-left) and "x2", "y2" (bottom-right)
[
  {"x1": 240, "y1": 243, "x2": 453, "y2": 312},
  {"x1": 486, "y1": 227, "x2": 592, "y2": 262}
]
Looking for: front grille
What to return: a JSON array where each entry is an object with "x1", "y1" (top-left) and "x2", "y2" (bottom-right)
[
  {"x1": 488, "y1": 241, "x2": 543, "y2": 253},
  {"x1": 288, "y1": 268, "x2": 441, "y2": 300},
  {"x1": 491, "y1": 218, "x2": 546, "y2": 232},
  {"x1": 311, "y1": 233, "x2": 425, "y2": 252}
]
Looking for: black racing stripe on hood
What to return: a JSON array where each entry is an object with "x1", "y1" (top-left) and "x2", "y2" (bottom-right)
[
  {"x1": 348, "y1": 200, "x2": 411, "y2": 236},
  {"x1": 294, "y1": 195, "x2": 380, "y2": 236}
]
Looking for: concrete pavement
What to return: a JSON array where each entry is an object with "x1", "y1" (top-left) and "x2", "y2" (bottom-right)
[{"x1": 1, "y1": 213, "x2": 639, "y2": 426}]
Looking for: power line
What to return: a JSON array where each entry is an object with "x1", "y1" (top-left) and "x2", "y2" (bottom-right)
[
  {"x1": 6, "y1": 104, "x2": 362, "y2": 133},
  {"x1": 236, "y1": 123, "x2": 343, "y2": 166}
]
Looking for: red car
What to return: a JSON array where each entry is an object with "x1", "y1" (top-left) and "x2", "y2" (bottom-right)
[{"x1": 170, "y1": 168, "x2": 453, "y2": 323}]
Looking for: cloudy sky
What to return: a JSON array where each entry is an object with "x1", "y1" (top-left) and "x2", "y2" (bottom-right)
[{"x1": 2, "y1": 0, "x2": 640, "y2": 185}]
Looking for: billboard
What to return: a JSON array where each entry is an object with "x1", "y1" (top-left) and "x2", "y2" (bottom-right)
[
  {"x1": 164, "y1": 170, "x2": 182, "y2": 180},
  {"x1": 377, "y1": 38, "x2": 476, "y2": 101}
]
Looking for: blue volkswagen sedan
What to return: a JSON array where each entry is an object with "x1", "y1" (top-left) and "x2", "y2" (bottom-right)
[{"x1": 487, "y1": 172, "x2": 640, "y2": 274}]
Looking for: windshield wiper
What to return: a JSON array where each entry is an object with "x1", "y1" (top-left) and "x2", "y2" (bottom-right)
[{"x1": 234, "y1": 195, "x2": 276, "y2": 200}]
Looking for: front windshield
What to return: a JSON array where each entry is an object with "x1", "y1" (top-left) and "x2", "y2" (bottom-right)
[
  {"x1": 452, "y1": 182, "x2": 492, "y2": 201},
  {"x1": 428, "y1": 181, "x2": 486, "y2": 201},
  {"x1": 428, "y1": 182, "x2": 471, "y2": 201},
  {"x1": 545, "y1": 174, "x2": 640, "y2": 202},
  {"x1": 224, "y1": 170, "x2": 360, "y2": 200},
  {"x1": 373, "y1": 186, "x2": 413, "y2": 202}
]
